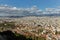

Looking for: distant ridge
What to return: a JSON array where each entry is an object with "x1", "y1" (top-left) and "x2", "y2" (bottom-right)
[{"x1": 0, "y1": 13, "x2": 60, "y2": 18}]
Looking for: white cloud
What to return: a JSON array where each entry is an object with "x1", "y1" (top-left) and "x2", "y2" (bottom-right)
[{"x1": 0, "y1": 5, "x2": 60, "y2": 16}]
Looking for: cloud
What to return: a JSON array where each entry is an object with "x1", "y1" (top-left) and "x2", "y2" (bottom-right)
[{"x1": 0, "y1": 5, "x2": 60, "y2": 17}]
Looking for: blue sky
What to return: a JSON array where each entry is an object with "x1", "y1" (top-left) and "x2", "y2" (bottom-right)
[{"x1": 0, "y1": 0, "x2": 60, "y2": 9}]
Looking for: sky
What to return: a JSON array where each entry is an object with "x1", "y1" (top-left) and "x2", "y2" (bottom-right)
[
  {"x1": 0, "y1": 0, "x2": 60, "y2": 9},
  {"x1": 0, "y1": 0, "x2": 60, "y2": 17}
]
